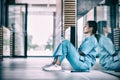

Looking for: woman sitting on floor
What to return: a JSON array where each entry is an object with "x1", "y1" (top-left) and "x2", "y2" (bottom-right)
[{"x1": 43, "y1": 21, "x2": 98, "y2": 71}]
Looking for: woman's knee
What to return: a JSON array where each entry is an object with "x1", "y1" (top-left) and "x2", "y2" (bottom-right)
[{"x1": 62, "y1": 40, "x2": 70, "y2": 44}]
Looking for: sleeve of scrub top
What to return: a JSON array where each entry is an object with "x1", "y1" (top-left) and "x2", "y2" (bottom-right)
[
  {"x1": 102, "y1": 37, "x2": 115, "y2": 55},
  {"x1": 79, "y1": 37, "x2": 96, "y2": 55}
]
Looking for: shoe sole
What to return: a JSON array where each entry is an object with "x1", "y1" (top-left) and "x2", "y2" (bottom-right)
[
  {"x1": 42, "y1": 68, "x2": 89, "y2": 72},
  {"x1": 42, "y1": 68, "x2": 63, "y2": 72}
]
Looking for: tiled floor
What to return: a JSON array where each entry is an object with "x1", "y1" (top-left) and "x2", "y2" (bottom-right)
[{"x1": 0, "y1": 57, "x2": 120, "y2": 80}]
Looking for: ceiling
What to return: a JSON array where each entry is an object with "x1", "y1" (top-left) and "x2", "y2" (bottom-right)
[
  {"x1": 16, "y1": 0, "x2": 56, "y2": 4},
  {"x1": 77, "y1": 0, "x2": 103, "y2": 19},
  {"x1": 15, "y1": 0, "x2": 56, "y2": 13},
  {"x1": 15, "y1": 0, "x2": 104, "y2": 18}
]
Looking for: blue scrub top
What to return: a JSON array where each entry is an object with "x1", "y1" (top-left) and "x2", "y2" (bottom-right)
[
  {"x1": 78, "y1": 35, "x2": 98, "y2": 66},
  {"x1": 98, "y1": 35, "x2": 120, "y2": 70}
]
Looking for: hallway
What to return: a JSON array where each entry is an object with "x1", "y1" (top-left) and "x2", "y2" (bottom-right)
[{"x1": 0, "y1": 57, "x2": 120, "y2": 80}]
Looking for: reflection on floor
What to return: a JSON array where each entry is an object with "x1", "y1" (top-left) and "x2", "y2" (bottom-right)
[{"x1": 0, "y1": 57, "x2": 120, "y2": 80}]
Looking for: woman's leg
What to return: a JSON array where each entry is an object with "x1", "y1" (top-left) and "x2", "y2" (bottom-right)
[
  {"x1": 52, "y1": 43, "x2": 63, "y2": 64},
  {"x1": 53, "y1": 40, "x2": 89, "y2": 70},
  {"x1": 105, "y1": 55, "x2": 120, "y2": 71}
]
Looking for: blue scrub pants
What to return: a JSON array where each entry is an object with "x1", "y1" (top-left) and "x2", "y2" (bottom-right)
[
  {"x1": 53, "y1": 40, "x2": 90, "y2": 71},
  {"x1": 104, "y1": 53, "x2": 120, "y2": 71}
]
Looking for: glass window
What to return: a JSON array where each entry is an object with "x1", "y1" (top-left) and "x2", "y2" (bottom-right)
[
  {"x1": 77, "y1": 17, "x2": 84, "y2": 47},
  {"x1": 86, "y1": 8, "x2": 94, "y2": 21},
  {"x1": 96, "y1": 6, "x2": 110, "y2": 22},
  {"x1": 27, "y1": 11, "x2": 54, "y2": 56},
  {"x1": 96, "y1": 5, "x2": 111, "y2": 37},
  {"x1": 3, "y1": 27, "x2": 11, "y2": 56},
  {"x1": 5, "y1": 5, "x2": 27, "y2": 57}
]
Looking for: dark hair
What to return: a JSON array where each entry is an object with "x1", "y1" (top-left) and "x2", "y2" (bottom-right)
[
  {"x1": 97, "y1": 21, "x2": 107, "y2": 28},
  {"x1": 97, "y1": 21, "x2": 107, "y2": 34},
  {"x1": 87, "y1": 21, "x2": 100, "y2": 42},
  {"x1": 87, "y1": 21, "x2": 97, "y2": 34}
]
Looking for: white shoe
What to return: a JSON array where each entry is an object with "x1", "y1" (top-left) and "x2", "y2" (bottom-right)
[{"x1": 43, "y1": 64, "x2": 62, "y2": 71}]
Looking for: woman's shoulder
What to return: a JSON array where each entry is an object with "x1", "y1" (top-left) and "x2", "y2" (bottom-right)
[
  {"x1": 90, "y1": 34, "x2": 100, "y2": 40},
  {"x1": 88, "y1": 35, "x2": 98, "y2": 43},
  {"x1": 99, "y1": 34, "x2": 112, "y2": 44},
  {"x1": 100, "y1": 34, "x2": 109, "y2": 40}
]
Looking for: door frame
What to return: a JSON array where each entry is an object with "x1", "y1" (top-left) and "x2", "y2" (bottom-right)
[{"x1": 7, "y1": 3, "x2": 28, "y2": 57}]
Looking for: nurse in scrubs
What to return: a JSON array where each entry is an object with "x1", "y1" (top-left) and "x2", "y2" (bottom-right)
[
  {"x1": 97, "y1": 21, "x2": 120, "y2": 71},
  {"x1": 43, "y1": 21, "x2": 98, "y2": 71}
]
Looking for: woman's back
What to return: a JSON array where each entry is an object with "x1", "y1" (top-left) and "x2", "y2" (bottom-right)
[{"x1": 98, "y1": 34, "x2": 120, "y2": 70}]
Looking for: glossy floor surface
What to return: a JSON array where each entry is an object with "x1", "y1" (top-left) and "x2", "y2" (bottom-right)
[{"x1": 0, "y1": 57, "x2": 120, "y2": 80}]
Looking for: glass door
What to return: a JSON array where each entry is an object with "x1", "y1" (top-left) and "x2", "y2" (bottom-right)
[{"x1": 8, "y1": 4, "x2": 28, "y2": 57}]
